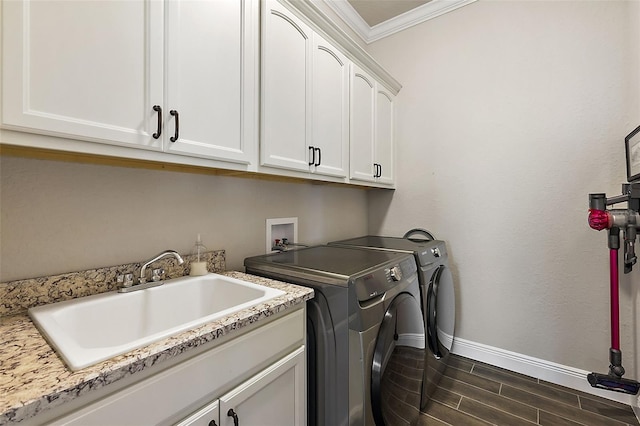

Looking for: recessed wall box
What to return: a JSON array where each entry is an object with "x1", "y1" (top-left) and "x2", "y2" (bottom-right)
[{"x1": 266, "y1": 217, "x2": 298, "y2": 253}]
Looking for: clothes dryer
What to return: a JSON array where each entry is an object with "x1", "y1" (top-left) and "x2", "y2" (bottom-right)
[
  {"x1": 245, "y1": 245, "x2": 426, "y2": 426},
  {"x1": 329, "y1": 232, "x2": 456, "y2": 407}
]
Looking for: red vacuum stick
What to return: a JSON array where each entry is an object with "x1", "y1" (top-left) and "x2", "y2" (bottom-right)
[
  {"x1": 610, "y1": 248, "x2": 620, "y2": 351},
  {"x1": 586, "y1": 204, "x2": 640, "y2": 394}
]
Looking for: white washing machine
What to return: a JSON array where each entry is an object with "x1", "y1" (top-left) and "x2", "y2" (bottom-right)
[{"x1": 329, "y1": 231, "x2": 456, "y2": 409}]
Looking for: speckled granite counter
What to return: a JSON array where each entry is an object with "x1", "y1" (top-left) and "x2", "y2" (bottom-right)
[{"x1": 0, "y1": 271, "x2": 313, "y2": 425}]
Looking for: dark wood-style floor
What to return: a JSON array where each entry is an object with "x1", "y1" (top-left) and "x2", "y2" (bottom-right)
[{"x1": 419, "y1": 354, "x2": 640, "y2": 426}]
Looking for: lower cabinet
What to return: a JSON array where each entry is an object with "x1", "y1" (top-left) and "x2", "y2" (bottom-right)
[
  {"x1": 41, "y1": 308, "x2": 305, "y2": 426},
  {"x1": 177, "y1": 347, "x2": 305, "y2": 426}
]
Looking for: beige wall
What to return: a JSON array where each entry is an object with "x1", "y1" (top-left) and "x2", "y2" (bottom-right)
[
  {"x1": 0, "y1": 155, "x2": 368, "y2": 282},
  {"x1": 367, "y1": 0, "x2": 640, "y2": 375}
]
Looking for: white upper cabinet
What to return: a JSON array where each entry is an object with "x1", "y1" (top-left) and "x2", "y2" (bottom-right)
[
  {"x1": 1, "y1": 0, "x2": 164, "y2": 150},
  {"x1": 164, "y1": 0, "x2": 257, "y2": 164},
  {"x1": 261, "y1": 0, "x2": 349, "y2": 179},
  {"x1": 374, "y1": 87, "x2": 395, "y2": 185},
  {"x1": 2, "y1": 0, "x2": 398, "y2": 186},
  {"x1": 260, "y1": 0, "x2": 311, "y2": 172},
  {"x1": 350, "y1": 66, "x2": 376, "y2": 181},
  {"x1": 349, "y1": 64, "x2": 395, "y2": 185},
  {"x1": 2, "y1": 0, "x2": 258, "y2": 165},
  {"x1": 311, "y1": 33, "x2": 349, "y2": 178}
]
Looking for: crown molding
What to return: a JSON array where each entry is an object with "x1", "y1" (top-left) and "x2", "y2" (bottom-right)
[
  {"x1": 322, "y1": 0, "x2": 372, "y2": 41},
  {"x1": 324, "y1": 0, "x2": 477, "y2": 44},
  {"x1": 281, "y1": 0, "x2": 402, "y2": 94}
]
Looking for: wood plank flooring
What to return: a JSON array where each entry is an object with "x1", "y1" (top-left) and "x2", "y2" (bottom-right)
[{"x1": 419, "y1": 355, "x2": 640, "y2": 426}]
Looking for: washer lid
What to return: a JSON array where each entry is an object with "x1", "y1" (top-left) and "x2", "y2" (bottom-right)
[{"x1": 244, "y1": 245, "x2": 409, "y2": 286}]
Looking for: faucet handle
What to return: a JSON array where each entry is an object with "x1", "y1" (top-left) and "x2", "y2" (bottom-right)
[
  {"x1": 117, "y1": 273, "x2": 135, "y2": 288},
  {"x1": 152, "y1": 268, "x2": 165, "y2": 282}
]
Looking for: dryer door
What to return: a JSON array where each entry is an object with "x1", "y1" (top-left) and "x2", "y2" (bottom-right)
[
  {"x1": 427, "y1": 265, "x2": 456, "y2": 358},
  {"x1": 371, "y1": 293, "x2": 425, "y2": 425}
]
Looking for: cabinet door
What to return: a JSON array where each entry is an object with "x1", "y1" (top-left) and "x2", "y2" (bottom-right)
[
  {"x1": 311, "y1": 33, "x2": 349, "y2": 178},
  {"x1": 1, "y1": 0, "x2": 163, "y2": 150},
  {"x1": 349, "y1": 65, "x2": 375, "y2": 182},
  {"x1": 219, "y1": 346, "x2": 305, "y2": 426},
  {"x1": 164, "y1": 0, "x2": 257, "y2": 164},
  {"x1": 260, "y1": 0, "x2": 312, "y2": 172},
  {"x1": 175, "y1": 400, "x2": 220, "y2": 426},
  {"x1": 375, "y1": 87, "x2": 395, "y2": 185}
]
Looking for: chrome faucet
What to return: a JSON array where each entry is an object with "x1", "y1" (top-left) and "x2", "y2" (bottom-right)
[
  {"x1": 139, "y1": 250, "x2": 184, "y2": 284},
  {"x1": 117, "y1": 250, "x2": 185, "y2": 293}
]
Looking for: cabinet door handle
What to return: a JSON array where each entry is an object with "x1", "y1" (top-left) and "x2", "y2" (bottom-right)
[
  {"x1": 170, "y1": 110, "x2": 179, "y2": 142},
  {"x1": 314, "y1": 147, "x2": 321, "y2": 167},
  {"x1": 152, "y1": 105, "x2": 162, "y2": 139},
  {"x1": 227, "y1": 408, "x2": 239, "y2": 426},
  {"x1": 208, "y1": 420, "x2": 217, "y2": 426},
  {"x1": 308, "y1": 146, "x2": 315, "y2": 166},
  {"x1": 373, "y1": 163, "x2": 382, "y2": 178}
]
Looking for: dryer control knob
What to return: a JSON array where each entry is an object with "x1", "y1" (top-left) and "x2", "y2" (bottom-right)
[
  {"x1": 389, "y1": 266, "x2": 402, "y2": 282},
  {"x1": 431, "y1": 247, "x2": 441, "y2": 257}
]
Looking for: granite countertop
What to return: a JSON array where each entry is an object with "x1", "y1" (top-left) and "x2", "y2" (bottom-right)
[{"x1": 0, "y1": 271, "x2": 313, "y2": 425}]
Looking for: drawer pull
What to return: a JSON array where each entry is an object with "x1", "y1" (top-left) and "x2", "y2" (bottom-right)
[
  {"x1": 227, "y1": 408, "x2": 239, "y2": 426},
  {"x1": 208, "y1": 420, "x2": 217, "y2": 426}
]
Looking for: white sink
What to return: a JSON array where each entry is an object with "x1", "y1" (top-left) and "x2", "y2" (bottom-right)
[{"x1": 28, "y1": 273, "x2": 286, "y2": 371}]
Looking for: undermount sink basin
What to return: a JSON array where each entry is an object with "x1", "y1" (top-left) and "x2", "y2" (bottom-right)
[{"x1": 28, "y1": 273, "x2": 286, "y2": 371}]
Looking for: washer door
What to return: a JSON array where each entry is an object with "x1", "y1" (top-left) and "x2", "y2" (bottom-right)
[
  {"x1": 371, "y1": 293, "x2": 426, "y2": 426},
  {"x1": 427, "y1": 265, "x2": 456, "y2": 358}
]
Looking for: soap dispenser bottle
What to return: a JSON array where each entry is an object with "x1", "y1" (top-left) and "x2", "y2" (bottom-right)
[{"x1": 190, "y1": 234, "x2": 208, "y2": 276}]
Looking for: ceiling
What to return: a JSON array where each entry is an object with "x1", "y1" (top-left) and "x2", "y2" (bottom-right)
[
  {"x1": 347, "y1": 0, "x2": 432, "y2": 27},
  {"x1": 324, "y1": 0, "x2": 477, "y2": 43}
]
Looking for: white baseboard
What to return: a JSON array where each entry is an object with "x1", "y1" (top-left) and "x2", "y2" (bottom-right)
[
  {"x1": 397, "y1": 332, "x2": 426, "y2": 349},
  {"x1": 451, "y1": 336, "x2": 637, "y2": 407}
]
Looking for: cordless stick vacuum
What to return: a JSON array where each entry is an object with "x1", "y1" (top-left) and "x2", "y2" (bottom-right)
[{"x1": 587, "y1": 191, "x2": 640, "y2": 394}]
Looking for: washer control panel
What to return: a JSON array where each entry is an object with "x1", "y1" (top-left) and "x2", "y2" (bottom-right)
[{"x1": 354, "y1": 256, "x2": 417, "y2": 302}]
